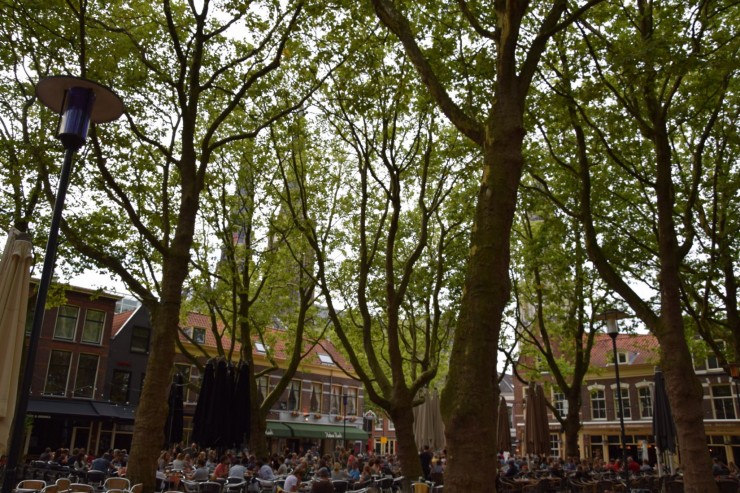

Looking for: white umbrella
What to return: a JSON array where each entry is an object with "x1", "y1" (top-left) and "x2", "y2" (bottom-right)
[{"x1": 0, "y1": 228, "x2": 34, "y2": 455}]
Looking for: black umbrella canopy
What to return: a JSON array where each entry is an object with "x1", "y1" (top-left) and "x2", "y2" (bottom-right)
[
  {"x1": 497, "y1": 396, "x2": 512, "y2": 453},
  {"x1": 652, "y1": 368, "x2": 677, "y2": 453},
  {"x1": 164, "y1": 373, "x2": 184, "y2": 447},
  {"x1": 231, "y1": 361, "x2": 252, "y2": 449},
  {"x1": 191, "y1": 360, "x2": 215, "y2": 447},
  {"x1": 209, "y1": 359, "x2": 231, "y2": 448}
]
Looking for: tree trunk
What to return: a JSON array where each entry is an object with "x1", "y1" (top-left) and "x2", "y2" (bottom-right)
[
  {"x1": 563, "y1": 398, "x2": 582, "y2": 459},
  {"x1": 390, "y1": 405, "x2": 424, "y2": 483},
  {"x1": 126, "y1": 298, "x2": 180, "y2": 490},
  {"x1": 441, "y1": 105, "x2": 524, "y2": 492},
  {"x1": 250, "y1": 409, "x2": 268, "y2": 459},
  {"x1": 652, "y1": 122, "x2": 716, "y2": 493}
]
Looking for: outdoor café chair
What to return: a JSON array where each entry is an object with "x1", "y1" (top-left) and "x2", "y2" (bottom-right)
[
  {"x1": 15, "y1": 480, "x2": 47, "y2": 493},
  {"x1": 199, "y1": 482, "x2": 224, "y2": 493},
  {"x1": 129, "y1": 484, "x2": 143, "y2": 493},
  {"x1": 55, "y1": 478, "x2": 71, "y2": 493},
  {"x1": 40, "y1": 485, "x2": 59, "y2": 493},
  {"x1": 68, "y1": 484, "x2": 94, "y2": 493},
  {"x1": 103, "y1": 477, "x2": 130, "y2": 491},
  {"x1": 84, "y1": 471, "x2": 106, "y2": 489},
  {"x1": 332, "y1": 480, "x2": 349, "y2": 493}
]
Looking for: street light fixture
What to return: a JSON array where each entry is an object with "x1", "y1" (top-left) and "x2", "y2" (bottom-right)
[
  {"x1": 1, "y1": 76, "x2": 123, "y2": 492},
  {"x1": 597, "y1": 309, "x2": 630, "y2": 482}
]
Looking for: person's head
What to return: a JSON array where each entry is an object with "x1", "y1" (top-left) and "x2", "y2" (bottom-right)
[
  {"x1": 318, "y1": 468, "x2": 330, "y2": 479},
  {"x1": 198, "y1": 458, "x2": 206, "y2": 467},
  {"x1": 333, "y1": 462, "x2": 341, "y2": 472},
  {"x1": 220, "y1": 455, "x2": 229, "y2": 465}
]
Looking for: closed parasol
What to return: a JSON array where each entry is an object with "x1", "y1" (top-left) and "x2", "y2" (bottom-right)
[
  {"x1": 497, "y1": 396, "x2": 512, "y2": 453},
  {"x1": 0, "y1": 228, "x2": 34, "y2": 455},
  {"x1": 652, "y1": 367, "x2": 677, "y2": 475},
  {"x1": 523, "y1": 384, "x2": 550, "y2": 457}
]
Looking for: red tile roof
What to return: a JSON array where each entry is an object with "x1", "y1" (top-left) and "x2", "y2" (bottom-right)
[
  {"x1": 589, "y1": 332, "x2": 660, "y2": 366},
  {"x1": 111, "y1": 309, "x2": 136, "y2": 337}
]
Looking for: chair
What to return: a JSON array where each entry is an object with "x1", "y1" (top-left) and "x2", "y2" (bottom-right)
[
  {"x1": 431, "y1": 486, "x2": 443, "y2": 493},
  {"x1": 199, "y1": 482, "x2": 224, "y2": 493},
  {"x1": 103, "y1": 490, "x2": 126, "y2": 493},
  {"x1": 716, "y1": 479, "x2": 739, "y2": 493},
  {"x1": 15, "y1": 480, "x2": 47, "y2": 493},
  {"x1": 224, "y1": 480, "x2": 248, "y2": 493},
  {"x1": 332, "y1": 480, "x2": 349, "y2": 493},
  {"x1": 412, "y1": 482, "x2": 430, "y2": 493},
  {"x1": 376, "y1": 477, "x2": 394, "y2": 493},
  {"x1": 254, "y1": 479, "x2": 274, "y2": 493},
  {"x1": 103, "y1": 478, "x2": 130, "y2": 491},
  {"x1": 182, "y1": 480, "x2": 201, "y2": 493},
  {"x1": 85, "y1": 471, "x2": 106, "y2": 489},
  {"x1": 129, "y1": 484, "x2": 143, "y2": 493},
  {"x1": 68, "y1": 484, "x2": 95, "y2": 493},
  {"x1": 665, "y1": 481, "x2": 684, "y2": 493},
  {"x1": 56, "y1": 478, "x2": 72, "y2": 493},
  {"x1": 41, "y1": 486, "x2": 59, "y2": 493},
  {"x1": 348, "y1": 489, "x2": 368, "y2": 493}
]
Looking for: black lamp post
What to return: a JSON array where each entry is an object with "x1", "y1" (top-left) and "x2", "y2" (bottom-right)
[
  {"x1": 598, "y1": 309, "x2": 630, "y2": 482},
  {"x1": 342, "y1": 387, "x2": 348, "y2": 450},
  {"x1": 1, "y1": 76, "x2": 123, "y2": 493}
]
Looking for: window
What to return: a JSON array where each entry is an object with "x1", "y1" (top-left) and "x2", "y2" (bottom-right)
[
  {"x1": 255, "y1": 342, "x2": 267, "y2": 353},
  {"x1": 192, "y1": 327, "x2": 206, "y2": 344},
  {"x1": 45, "y1": 350, "x2": 72, "y2": 395},
  {"x1": 375, "y1": 416, "x2": 384, "y2": 431},
  {"x1": 638, "y1": 386, "x2": 653, "y2": 419},
  {"x1": 617, "y1": 352, "x2": 629, "y2": 364},
  {"x1": 346, "y1": 387, "x2": 358, "y2": 415},
  {"x1": 388, "y1": 419, "x2": 395, "y2": 430},
  {"x1": 712, "y1": 385, "x2": 736, "y2": 419},
  {"x1": 707, "y1": 341, "x2": 725, "y2": 370},
  {"x1": 287, "y1": 381, "x2": 301, "y2": 411},
  {"x1": 81, "y1": 309, "x2": 106, "y2": 344},
  {"x1": 613, "y1": 386, "x2": 631, "y2": 419},
  {"x1": 553, "y1": 392, "x2": 568, "y2": 418},
  {"x1": 54, "y1": 305, "x2": 79, "y2": 340},
  {"x1": 310, "y1": 382, "x2": 322, "y2": 413},
  {"x1": 330, "y1": 385, "x2": 341, "y2": 414},
  {"x1": 110, "y1": 370, "x2": 132, "y2": 403},
  {"x1": 131, "y1": 326, "x2": 150, "y2": 353},
  {"x1": 257, "y1": 376, "x2": 269, "y2": 404},
  {"x1": 550, "y1": 434, "x2": 561, "y2": 458},
  {"x1": 318, "y1": 354, "x2": 334, "y2": 365},
  {"x1": 74, "y1": 354, "x2": 99, "y2": 398},
  {"x1": 590, "y1": 388, "x2": 606, "y2": 420}
]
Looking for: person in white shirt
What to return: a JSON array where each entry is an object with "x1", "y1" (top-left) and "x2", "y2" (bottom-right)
[{"x1": 283, "y1": 466, "x2": 305, "y2": 492}]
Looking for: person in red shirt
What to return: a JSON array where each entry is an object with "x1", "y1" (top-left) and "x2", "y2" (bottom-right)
[
  {"x1": 211, "y1": 455, "x2": 230, "y2": 481},
  {"x1": 626, "y1": 457, "x2": 640, "y2": 474}
]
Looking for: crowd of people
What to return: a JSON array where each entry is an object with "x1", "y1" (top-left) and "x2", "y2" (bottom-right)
[{"x1": 155, "y1": 442, "x2": 413, "y2": 492}]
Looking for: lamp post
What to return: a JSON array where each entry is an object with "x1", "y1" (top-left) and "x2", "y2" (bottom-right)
[
  {"x1": 598, "y1": 309, "x2": 630, "y2": 482},
  {"x1": 342, "y1": 387, "x2": 348, "y2": 450},
  {"x1": 1, "y1": 76, "x2": 123, "y2": 493}
]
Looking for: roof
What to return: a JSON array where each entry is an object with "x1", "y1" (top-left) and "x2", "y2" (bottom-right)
[
  {"x1": 499, "y1": 374, "x2": 515, "y2": 394},
  {"x1": 111, "y1": 309, "x2": 137, "y2": 337},
  {"x1": 589, "y1": 333, "x2": 660, "y2": 366},
  {"x1": 180, "y1": 312, "x2": 352, "y2": 370}
]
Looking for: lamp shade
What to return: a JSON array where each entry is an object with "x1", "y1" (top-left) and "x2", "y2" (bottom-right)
[
  {"x1": 596, "y1": 309, "x2": 631, "y2": 335},
  {"x1": 36, "y1": 76, "x2": 124, "y2": 123}
]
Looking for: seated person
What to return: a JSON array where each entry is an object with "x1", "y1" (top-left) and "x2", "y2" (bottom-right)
[{"x1": 189, "y1": 458, "x2": 210, "y2": 481}]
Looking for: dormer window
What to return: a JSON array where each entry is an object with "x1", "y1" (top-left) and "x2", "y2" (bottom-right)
[
  {"x1": 255, "y1": 342, "x2": 267, "y2": 353},
  {"x1": 617, "y1": 352, "x2": 629, "y2": 364},
  {"x1": 318, "y1": 354, "x2": 334, "y2": 365},
  {"x1": 192, "y1": 327, "x2": 206, "y2": 344}
]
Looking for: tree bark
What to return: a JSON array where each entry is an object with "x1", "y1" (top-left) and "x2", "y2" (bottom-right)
[
  {"x1": 563, "y1": 396, "x2": 582, "y2": 458},
  {"x1": 390, "y1": 404, "x2": 424, "y2": 482},
  {"x1": 441, "y1": 103, "x2": 525, "y2": 492}
]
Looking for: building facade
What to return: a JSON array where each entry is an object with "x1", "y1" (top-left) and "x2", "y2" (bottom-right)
[{"x1": 514, "y1": 333, "x2": 740, "y2": 464}]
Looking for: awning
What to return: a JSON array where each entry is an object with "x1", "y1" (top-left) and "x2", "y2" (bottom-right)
[
  {"x1": 28, "y1": 399, "x2": 99, "y2": 418},
  {"x1": 266, "y1": 421, "x2": 292, "y2": 438},
  {"x1": 281, "y1": 422, "x2": 368, "y2": 440},
  {"x1": 92, "y1": 402, "x2": 136, "y2": 421}
]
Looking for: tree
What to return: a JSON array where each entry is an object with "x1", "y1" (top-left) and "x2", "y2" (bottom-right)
[
  {"x1": 525, "y1": 0, "x2": 736, "y2": 489},
  {"x1": 16, "y1": 0, "x2": 325, "y2": 488},
  {"x1": 274, "y1": 36, "x2": 474, "y2": 479},
  {"x1": 509, "y1": 199, "x2": 608, "y2": 458},
  {"x1": 366, "y1": 1, "x2": 604, "y2": 489}
]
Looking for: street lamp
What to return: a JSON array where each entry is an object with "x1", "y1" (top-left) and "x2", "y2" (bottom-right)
[
  {"x1": 597, "y1": 309, "x2": 630, "y2": 482},
  {"x1": 1, "y1": 76, "x2": 123, "y2": 492}
]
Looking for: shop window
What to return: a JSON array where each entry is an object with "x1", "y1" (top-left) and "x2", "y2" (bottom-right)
[
  {"x1": 45, "y1": 350, "x2": 72, "y2": 395},
  {"x1": 110, "y1": 370, "x2": 132, "y2": 403},
  {"x1": 73, "y1": 354, "x2": 99, "y2": 398}
]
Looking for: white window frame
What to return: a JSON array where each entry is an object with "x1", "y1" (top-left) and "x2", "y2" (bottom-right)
[
  {"x1": 711, "y1": 384, "x2": 736, "y2": 419},
  {"x1": 81, "y1": 308, "x2": 106, "y2": 344},
  {"x1": 589, "y1": 385, "x2": 606, "y2": 420},
  {"x1": 553, "y1": 391, "x2": 569, "y2": 418},
  {"x1": 635, "y1": 382, "x2": 653, "y2": 419},
  {"x1": 611, "y1": 383, "x2": 631, "y2": 419},
  {"x1": 73, "y1": 353, "x2": 100, "y2": 398},
  {"x1": 53, "y1": 305, "x2": 80, "y2": 341}
]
